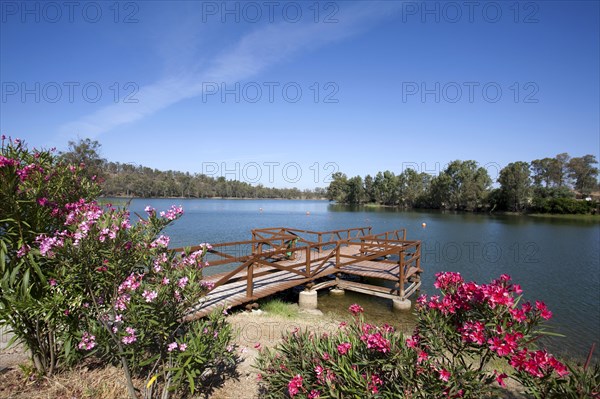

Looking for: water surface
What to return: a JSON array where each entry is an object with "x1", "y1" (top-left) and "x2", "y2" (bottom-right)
[{"x1": 119, "y1": 198, "x2": 599, "y2": 361}]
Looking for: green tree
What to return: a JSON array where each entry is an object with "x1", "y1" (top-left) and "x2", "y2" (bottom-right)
[
  {"x1": 59, "y1": 138, "x2": 105, "y2": 182},
  {"x1": 498, "y1": 161, "x2": 532, "y2": 212},
  {"x1": 373, "y1": 170, "x2": 398, "y2": 205},
  {"x1": 531, "y1": 153, "x2": 571, "y2": 187},
  {"x1": 531, "y1": 157, "x2": 560, "y2": 187},
  {"x1": 567, "y1": 155, "x2": 599, "y2": 195},
  {"x1": 555, "y1": 152, "x2": 571, "y2": 187},
  {"x1": 427, "y1": 173, "x2": 452, "y2": 209},
  {"x1": 346, "y1": 176, "x2": 365, "y2": 204},
  {"x1": 326, "y1": 172, "x2": 348, "y2": 202},
  {"x1": 398, "y1": 169, "x2": 431, "y2": 208},
  {"x1": 431, "y1": 161, "x2": 491, "y2": 210},
  {"x1": 364, "y1": 174, "x2": 376, "y2": 203}
]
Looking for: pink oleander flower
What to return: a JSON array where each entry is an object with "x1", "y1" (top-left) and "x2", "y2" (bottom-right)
[
  {"x1": 348, "y1": 303, "x2": 364, "y2": 316},
  {"x1": 308, "y1": 390, "x2": 321, "y2": 399},
  {"x1": 115, "y1": 293, "x2": 131, "y2": 311},
  {"x1": 151, "y1": 235, "x2": 170, "y2": 249},
  {"x1": 495, "y1": 371, "x2": 508, "y2": 387},
  {"x1": 439, "y1": 369, "x2": 451, "y2": 382},
  {"x1": 78, "y1": 332, "x2": 96, "y2": 350},
  {"x1": 314, "y1": 365, "x2": 324, "y2": 382},
  {"x1": 417, "y1": 350, "x2": 429, "y2": 364},
  {"x1": 178, "y1": 276, "x2": 189, "y2": 289},
  {"x1": 118, "y1": 273, "x2": 143, "y2": 293},
  {"x1": 536, "y1": 300, "x2": 553, "y2": 320},
  {"x1": 361, "y1": 332, "x2": 390, "y2": 353},
  {"x1": 160, "y1": 205, "x2": 184, "y2": 220},
  {"x1": 337, "y1": 342, "x2": 351, "y2": 355},
  {"x1": 288, "y1": 374, "x2": 304, "y2": 397},
  {"x1": 406, "y1": 334, "x2": 419, "y2": 348},
  {"x1": 368, "y1": 374, "x2": 383, "y2": 394},
  {"x1": 122, "y1": 327, "x2": 136, "y2": 345},
  {"x1": 167, "y1": 342, "x2": 178, "y2": 352},
  {"x1": 460, "y1": 321, "x2": 486, "y2": 345},
  {"x1": 17, "y1": 244, "x2": 31, "y2": 258},
  {"x1": 434, "y1": 271, "x2": 464, "y2": 291},
  {"x1": 142, "y1": 290, "x2": 158, "y2": 302},
  {"x1": 178, "y1": 343, "x2": 187, "y2": 351},
  {"x1": 48, "y1": 278, "x2": 57, "y2": 287}
]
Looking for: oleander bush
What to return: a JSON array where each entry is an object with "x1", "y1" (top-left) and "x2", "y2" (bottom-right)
[
  {"x1": 1, "y1": 136, "x2": 101, "y2": 374},
  {"x1": 256, "y1": 273, "x2": 598, "y2": 398},
  {"x1": 1, "y1": 138, "x2": 235, "y2": 398}
]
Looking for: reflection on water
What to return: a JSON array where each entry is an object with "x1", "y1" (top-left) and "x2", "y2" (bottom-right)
[{"x1": 114, "y1": 198, "x2": 599, "y2": 362}]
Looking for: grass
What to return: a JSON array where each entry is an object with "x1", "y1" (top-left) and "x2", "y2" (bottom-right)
[
  {"x1": 260, "y1": 299, "x2": 299, "y2": 319},
  {"x1": 528, "y1": 213, "x2": 600, "y2": 221}
]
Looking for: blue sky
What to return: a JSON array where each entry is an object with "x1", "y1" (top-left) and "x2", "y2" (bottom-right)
[{"x1": 1, "y1": 1, "x2": 599, "y2": 189}]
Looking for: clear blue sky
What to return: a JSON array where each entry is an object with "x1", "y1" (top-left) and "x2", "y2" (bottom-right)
[{"x1": 1, "y1": 1, "x2": 598, "y2": 189}]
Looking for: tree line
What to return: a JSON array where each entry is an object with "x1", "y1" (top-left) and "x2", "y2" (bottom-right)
[
  {"x1": 326, "y1": 154, "x2": 600, "y2": 214},
  {"x1": 60, "y1": 139, "x2": 326, "y2": 199}
]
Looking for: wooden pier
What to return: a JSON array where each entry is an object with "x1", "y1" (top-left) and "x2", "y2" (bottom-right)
[{"x1": 178, "y1": 227, "x2": 422, "y2": 319}]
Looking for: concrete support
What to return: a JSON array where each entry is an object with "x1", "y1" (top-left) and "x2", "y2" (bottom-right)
[
  {"x1": 299, "y1": 290, "x2": 318, "y2": 310},
  {"x1": 330, "y1": 288, "x2": 345, "y2": 296},
  {"x1": 392, "y1": 298, "x2": 412, "y2": 311}
]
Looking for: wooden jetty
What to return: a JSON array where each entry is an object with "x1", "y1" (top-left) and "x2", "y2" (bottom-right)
[{"x1": 178, "y1": 227, "x2": 422, "y2": 319}]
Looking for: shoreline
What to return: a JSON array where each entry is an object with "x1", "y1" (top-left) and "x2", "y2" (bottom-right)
[{"x1": 100, "y1": 196, "x2": 328, "y2": 201}]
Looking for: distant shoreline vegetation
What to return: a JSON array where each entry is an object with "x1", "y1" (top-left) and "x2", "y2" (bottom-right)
[
  {"x1": 61, "y1": 139, "x2": 326, "y2": 200},
  {"x1": 63, "y1": 139, "x2": 599, "y2": 215},
  {"x1": 325, "y1": 157, "x2": 599, "y2": 216}
]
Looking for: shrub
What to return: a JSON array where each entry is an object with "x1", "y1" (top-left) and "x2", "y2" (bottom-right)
[
  {"x1": 38, "y1": 202, "x2": 235, "y2": 398},
  {"x1": 255, "y1": 273, "x2": 590, "y2": 398},
  {"x1": 0, "y1": 137, "x2": 100, "y2": 374}
]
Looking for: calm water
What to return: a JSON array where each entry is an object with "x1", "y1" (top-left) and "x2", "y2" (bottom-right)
[{"x1": 120, "y1": 198, "x2": 599, "y2": 361}]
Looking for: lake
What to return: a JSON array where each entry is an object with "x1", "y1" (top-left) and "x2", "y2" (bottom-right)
[{"x1": 119, "y1": 198, "x2": 599, "y2": 362}]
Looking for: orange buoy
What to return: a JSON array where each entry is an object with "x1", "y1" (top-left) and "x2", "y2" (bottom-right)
[
  {"x1": 422, "y1": 222, "x2": 427, "y2": 228},
  {"x1": 306, "y1": 211, "x2": 310, "y2": 215}
]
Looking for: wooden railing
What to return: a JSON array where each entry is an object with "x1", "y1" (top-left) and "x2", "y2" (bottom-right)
[
  {"x1": 252, "y1": 226, "x2": 374, "y2": 253},
  {"x1": 174, "y1": 228, "x2": 421, "y2": 301}
]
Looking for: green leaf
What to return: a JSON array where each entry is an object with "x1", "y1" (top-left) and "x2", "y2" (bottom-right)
[{"x1": 187, "y1": 372, "x2": 195, "y2": 393}]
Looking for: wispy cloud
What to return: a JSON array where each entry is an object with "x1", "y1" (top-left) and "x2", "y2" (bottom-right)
[{"x1": 58, "y1": 2, "x2": 399, "y2": 137}]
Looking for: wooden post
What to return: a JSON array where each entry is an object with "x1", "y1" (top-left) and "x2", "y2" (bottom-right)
[
  {"x1": 318, "y1": 234, "x2": 322, "y2": 254},
  {"x1": 305, "y1": 246, "x2": 311, "y2": 277},
  {"x1": 336, "y1": 241, "x2": 340, "y2": 267},
  {"x1": 247, "y1": 262, "x2": 254, "y2": 298},
  {"x1": 399, "y1": 249, "x2": 405, "y2": 299},
  {"x1": 416, "y1": 242, "x2": 421, "y2": 271}
]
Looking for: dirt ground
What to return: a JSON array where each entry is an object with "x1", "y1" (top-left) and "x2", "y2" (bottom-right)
[{"x1": 0, "y1": 309, "x2": 527, "y2": 398}]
